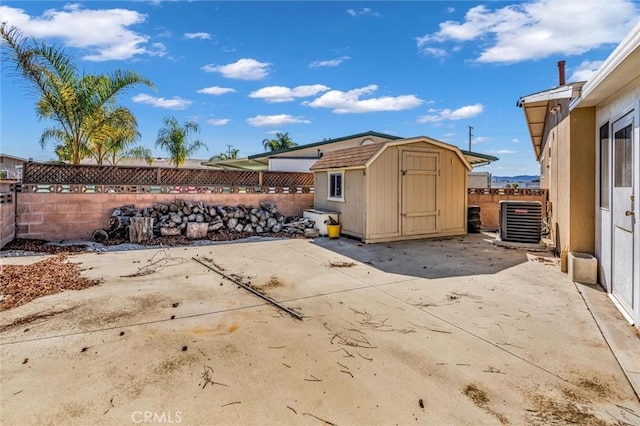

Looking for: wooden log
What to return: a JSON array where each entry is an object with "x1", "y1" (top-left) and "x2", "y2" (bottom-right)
[
  {"x1": 186, "y1": 222, "x2": 208, "y2": 239},
  {"x1": 129, "y1": 217, "x2": 154, "y2": 243},
  {"x1": 92, "y1": 229, "x2": 109, "y2": 242},
  {"x1": 161, "y1": 227, "x2": 181, "y2": 236},
  {"x1": 109, "y1": 215, "x2": 130, "y2": 231}
]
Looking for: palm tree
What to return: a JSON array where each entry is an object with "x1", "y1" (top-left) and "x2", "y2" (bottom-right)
[
  {"x1": 262, "y1": 132, "x2": 297, "y2": 152},
  {"x1": 155, "y1": 116, "x2": 207, "y2": 167},
  {"x1": 0, "y1": 24, "x2": 154, "y2": 164},
  {"x1": 210, "y1": 148, "x2": 240, "y2": 161}
]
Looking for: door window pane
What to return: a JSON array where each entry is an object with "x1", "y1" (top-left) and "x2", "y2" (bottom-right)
[
  {"x1": 614, "y1": 124, "x2": 632, "y2": 188},
  {"x1": 599, "y1": 123, "x2": 609, "y2": 208}
]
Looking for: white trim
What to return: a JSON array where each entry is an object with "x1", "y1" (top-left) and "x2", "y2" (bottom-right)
[
  {"x1": 327, "y1": 171, "x2": 345, "y2": 202},
  {"x1": 608, "y1": 294, "x2": 635, "y2": 325}
]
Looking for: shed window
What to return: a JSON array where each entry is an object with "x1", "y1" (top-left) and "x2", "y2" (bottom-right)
[{"x1": 328, "y1": 172, "x2": 344, "y2": 201}]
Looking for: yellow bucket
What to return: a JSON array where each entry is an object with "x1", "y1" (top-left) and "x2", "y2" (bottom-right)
[{"x1": 326, "y1": 224, "x2": 341, "y2": 238}]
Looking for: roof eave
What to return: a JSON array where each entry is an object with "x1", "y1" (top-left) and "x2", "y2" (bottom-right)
[{"x1": 248, "y1": 130, "x2": 402, "y2": 160}]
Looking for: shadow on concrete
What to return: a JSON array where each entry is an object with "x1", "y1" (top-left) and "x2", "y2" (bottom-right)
[{"x1": 312, "y1": 232, "x2": 534, "y2": 279}]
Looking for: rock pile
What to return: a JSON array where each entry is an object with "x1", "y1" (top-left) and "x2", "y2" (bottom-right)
[{"x1": 98, "y1": 200, "x2": 317, "y2": 242}]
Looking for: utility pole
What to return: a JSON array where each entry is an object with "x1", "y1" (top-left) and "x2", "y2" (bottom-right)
[
  {"x1": 226, "y1": 144, "x2": 233, "y2": 157},
  {"x1": 468, "y1": 126, "x2": 473, "y2": 151}
]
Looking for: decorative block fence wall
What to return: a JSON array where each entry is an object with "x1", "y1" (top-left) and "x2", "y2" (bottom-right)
[
  {"x1": 0, "y1": 162, "x2": 548, "y2": 247},
  {"x1": 467, "y1": 188, "x2": 548, "y2": 230},
  {"x1": 7, "y1": 163, "x2": 314, "y2": 243},
  {"x1": 1, "y1": 192, "x2": 15, "y2": 249}
]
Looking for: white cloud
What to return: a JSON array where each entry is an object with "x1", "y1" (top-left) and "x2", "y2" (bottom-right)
[
  {"x1": 201, "y1": 58, "x2": 270, "y2": 80},
  {"x1": 249, "y1": 85, "x2": 330, "y2": 103},
  {"x1": 206, "y1": 117, "x2": 230, "y2": 126},
  {"x1": 417, "y1": 103, "x2": 484, "y2": 123},
  {"x1": 196, "y1": 86, "x2": 236, "y2": 95},
  {"x1": 570, "y1": 60, "x2": 604, "y2": 82},
  {"x1": 422, "y1": 47, "x2": 449, "y2": 58},
  {"x1": 447, "y1": 7, "x2": 456, "y2": 14},
  {"x1": 512, "y1": 138, "x2": 520, "y2": 144},
  {"x1": 132, "y1": 93, "x2": 192, "y2": 110},
  {"x1": 488, "y1": 149, "x2": 517, "y2": 155},
  {"x1": 309, "y1": 56, "x2": 350, "y2": 68},
  {"x1": 416, "y1": 0, "x2": 638, "y2": 63},
  {"x1": 347, "y1": 8, "x2": 381, "y2": 17},
  {"x1": 184, "y1": 32, "x2": 211, "y2": 40},
  {"x1": 246, "y1": 114, "x2": 310, "y2": 127},
  {"x1": 0, "y1": 4, "x2": 166, "y2": 61},
  {"x1": 472, "y1": 136, "x2": 490, "y2": 144},
  {"x1": 305, "y1": 85, "x2": 423, "y2": 114}
]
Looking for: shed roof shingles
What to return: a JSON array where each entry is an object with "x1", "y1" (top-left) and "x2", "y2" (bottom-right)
[{"x1": 310, "y1": 142, "x2": 385, "y2": 171}]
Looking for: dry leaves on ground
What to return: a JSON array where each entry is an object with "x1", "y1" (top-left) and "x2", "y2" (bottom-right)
[
  {"x1": 2, "y1": 239, "x2": 88, "y2": 254},
  {"x1": 0, "y1": 254, "x2": 101, "y2": 311}
]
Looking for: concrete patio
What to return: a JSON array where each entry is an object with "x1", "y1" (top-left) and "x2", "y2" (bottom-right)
[{"x1": 1, "y1": 234, "x2": 639, "y2": 425}]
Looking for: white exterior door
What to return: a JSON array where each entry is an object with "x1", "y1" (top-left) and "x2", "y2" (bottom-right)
[{"x1": 611, "y1": 113, "x2": 635, "y2": 315}]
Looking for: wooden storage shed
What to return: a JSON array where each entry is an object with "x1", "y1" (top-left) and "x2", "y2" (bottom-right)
[{"x1": 310, "y1": 137, "x2": 472, "y2": 243}]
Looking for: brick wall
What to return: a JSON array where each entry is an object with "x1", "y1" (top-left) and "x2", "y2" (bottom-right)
[
  {"x1": 16, "y1": 192, "x2": 314, "y2": 241},
  {"x1": 1, "y1": 192, "x2": 15, "y2": 249},
  {"x1": 468, "y1": 189, "x2": 547, "y2": 231}
]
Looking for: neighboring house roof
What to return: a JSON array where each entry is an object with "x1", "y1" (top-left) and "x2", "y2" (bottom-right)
[
  {"x1": 247, "y1": 130, "x2": 402, "y2": 160},
  {"x1": 200, "y1": 157, "x2": 268, "y2": 170},
  {"x1": 459, "y1": 149, "x2": 498, "y2": 166},
  {"x1": 571, "y1": 21, "x2": 640, "y2": 109},
  {"x1": 517, "y1": 82, "x2": 584, "y2": 160},
  {"x1": 310, "y1": 137, "x2": 486, "y2": 172},
  {"x1": 0, "y1": 154, "x2": 29, "y2": 162},
  {"x1": 80, "y1": 157, "x2": 210, "y2": 168}
]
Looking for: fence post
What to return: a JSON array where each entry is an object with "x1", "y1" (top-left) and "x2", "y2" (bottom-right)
[
  {"x1": 156, "y1": 167, "x2": 161, "y2": 185},
  {"x1": 258, "y1": 171, "x2": 263, "y2": 186}
]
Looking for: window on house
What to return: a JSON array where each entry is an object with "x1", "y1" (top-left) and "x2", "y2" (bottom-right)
[
  {"x1": 599, "y1": 122, "x2": 610, "y2": 209},
  {"x1": 614, "y1": 123, "x2": 632, "y2": 188},
  {"x1": 328, "y1": 172, "x2": 344, "y2": 201}
]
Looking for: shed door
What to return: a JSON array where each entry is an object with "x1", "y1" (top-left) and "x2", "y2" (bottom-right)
[
  {"x1": 611, "y1": 113, "x2": 635, "y2": 316},
  {"x1": 401, "y1": 151, "x2": 439, "y2": 236}
]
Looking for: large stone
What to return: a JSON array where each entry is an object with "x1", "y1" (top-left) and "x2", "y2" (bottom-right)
[{"x1": 186, "y1": 222, "x2": 209, "y2": 239}]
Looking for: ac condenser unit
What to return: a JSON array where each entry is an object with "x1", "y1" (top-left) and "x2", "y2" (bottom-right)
[{"x1": 499, "y1": 201, "x2": 542, "y2": 243}]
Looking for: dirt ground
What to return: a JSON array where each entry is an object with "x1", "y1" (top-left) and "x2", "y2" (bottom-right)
[{"x1": 1, "y1": 234, "x2": 639, "y2": 425}]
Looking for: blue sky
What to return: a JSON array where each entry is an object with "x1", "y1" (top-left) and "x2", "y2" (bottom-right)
[{"x1": 1, "y1": 1, "x2": 638, "y2": 176}]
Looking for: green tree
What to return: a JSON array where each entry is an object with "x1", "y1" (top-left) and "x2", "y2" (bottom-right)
[
  {"x1": 155, "y1": 116, "x2": 207, "y2": 167},
  {"x1": 210, "y1": 148, "x2": 239, "y2": 161},
  {"x1": 262, "y1": 132, "x2": 297, "y2": 152},
  {"x1": 0, "y1": 24, "x2": 154, "y2": 164}
]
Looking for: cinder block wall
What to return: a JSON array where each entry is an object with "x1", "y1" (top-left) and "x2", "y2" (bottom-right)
[
  {"x1": 1, "y1": 193, "x2": 15, "y2": 248},
  {"x1": 467, "y1": 192, "x2": 547, "y2": 230},
  {"x1": 16, "y1": 193, "x2": 314, "y2": 241}
]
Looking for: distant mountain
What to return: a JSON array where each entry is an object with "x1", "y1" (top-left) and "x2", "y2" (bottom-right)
[{"x1": 492, "y1": 175, "x2": 539, "y2": 182}]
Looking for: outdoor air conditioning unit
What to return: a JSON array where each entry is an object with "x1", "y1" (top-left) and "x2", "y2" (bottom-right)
[{"x1": 499, "y1": 201, "x2": 542, "y2": 243}]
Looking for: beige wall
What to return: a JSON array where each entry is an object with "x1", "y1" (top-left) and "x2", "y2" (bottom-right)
[
  {"x1": 569, "y1": 107, "x2": 596, "y2": 253},
  {"x1": 366, "y1": 146, "x2": 400, "y2": 240},
  {"x1": 1, "y1": 193, "x2": 15, "y2": 249},
  {"x1": 16, "y1": 192, "x2": 313, "y2": 241},
  {"x1": 540, "y1": 103, "x2": 595, "y2": 253},
  {"x1": 342, "y1": 170, "x2": 366, "y2": 237},
  {"x1": 313, "y1": 170, "x2": 367, "y2": 239},
  {"x1": 439, "y1": 148, "x2": 467, "y2": 234}
]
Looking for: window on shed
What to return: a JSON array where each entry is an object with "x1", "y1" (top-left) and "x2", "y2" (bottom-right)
[{"x1": 328, "y1": 172, "x2": 344, "y2": 201}]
